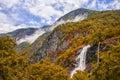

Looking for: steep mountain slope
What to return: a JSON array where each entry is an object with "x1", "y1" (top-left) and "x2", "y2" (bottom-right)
[
  {"x1": 24, "y1": 8, "x2": 98, "y2": 58},
  {"x1": 23, "y1": 32, "x2": 50, "y2": 58},
  {"x1": 30, "y1": 10, "x2": 120, "y2": 73}
]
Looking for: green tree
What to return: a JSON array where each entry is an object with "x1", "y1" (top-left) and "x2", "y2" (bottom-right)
[
  {"x1": 0, "y1": 37, "x2": 28, "y2": 80},
  {"x1": 24, "y1": 59, "x2": 70, "y2": 80},
  {"x1": 72, "y1": 71, "x2": 89, "y2": 80}
]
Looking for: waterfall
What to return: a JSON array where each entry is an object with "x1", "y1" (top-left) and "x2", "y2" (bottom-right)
[
  {"x1": 70, "y1": 45, "x2": 90, "y2": 77},
  {"x1": 97, "y1": 42, "x2": 100, "y2": 63}
]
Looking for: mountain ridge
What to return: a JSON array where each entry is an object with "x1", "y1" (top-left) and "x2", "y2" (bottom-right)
[
  {"x1": 0, "y1": 8, "x2": 96, "y2": 44},
  {"x1": 0, "y1": 8, "x2": 97, "y2": 53}
]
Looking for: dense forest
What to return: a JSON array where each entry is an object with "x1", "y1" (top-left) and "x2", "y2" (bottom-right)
[{"x1": 0, "y1": 10, "x2": 120, "y2": 80}]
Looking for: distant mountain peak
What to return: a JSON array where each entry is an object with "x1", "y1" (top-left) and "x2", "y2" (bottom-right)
[{"x1": 50, "y1": 8, "x2": 98, "y2": 30}]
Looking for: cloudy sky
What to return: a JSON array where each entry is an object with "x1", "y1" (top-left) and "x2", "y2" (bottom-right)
[{"x1": 0, "y1": 0, "x2": 120, "y2": 33}]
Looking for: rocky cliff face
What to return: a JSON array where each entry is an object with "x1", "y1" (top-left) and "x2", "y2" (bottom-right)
[
  {"x1": 30, "y1": 23, "x2": 93, "y2": 63},
  {"x1": 23, "y1": 32, "x2": 50, "y2": 58},
  {"x1": 30, "y1": 29, "x2": 64, "y2": 63},
  {"x1": 30, "y1": 27, "x2": 91, "y2": 63},
  {"x1": 23, "y1": 8, "x2": 96, "y2": 59}
]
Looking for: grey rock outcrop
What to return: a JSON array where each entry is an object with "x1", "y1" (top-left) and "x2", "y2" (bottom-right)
[{"x1": 30, "y1": 30, "x2": 69, "y2": 63}]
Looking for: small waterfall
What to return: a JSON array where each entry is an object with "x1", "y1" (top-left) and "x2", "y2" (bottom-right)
[
  {"x1": 97, "y1": 42, "x2": 100, "y2": 63},
  {"x1": 70, "y1": 45, "x2": 90, "y2": 77}
]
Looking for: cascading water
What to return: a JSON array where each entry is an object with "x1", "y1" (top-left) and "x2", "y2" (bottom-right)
[
  {"x1": 97, "y1": 42, "x2": 100, "y2": 63},
  {"x1": 70, "y1": 45, "x2": 90, "y2": 77}
]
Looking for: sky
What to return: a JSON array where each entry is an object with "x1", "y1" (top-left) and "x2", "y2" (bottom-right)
[{"x1": 0, "y1": 0, "x2": 120, "y2": 33}]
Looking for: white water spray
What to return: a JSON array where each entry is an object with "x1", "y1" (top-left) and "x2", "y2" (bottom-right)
[
  {"x1": 97, "y1": 42, "x2": 100, "y2": 63},
  {"x1": 70, "y1": 45, "x2": 90, "y2": 77}
]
